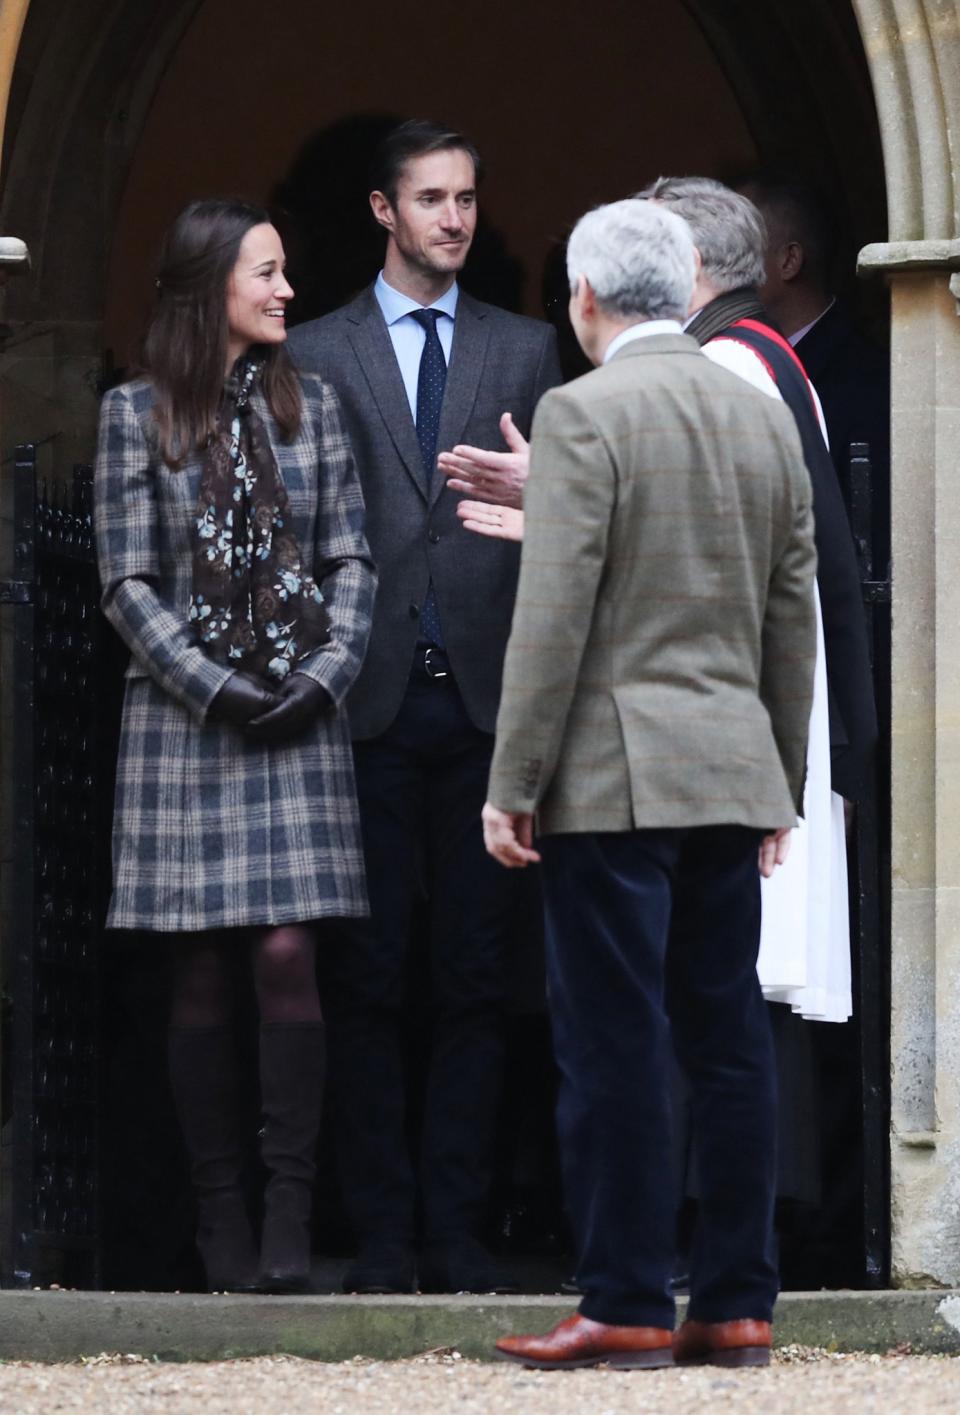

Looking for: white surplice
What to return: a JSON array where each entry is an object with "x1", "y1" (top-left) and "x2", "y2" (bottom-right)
[
  {"x1": 757, "y1": 584, "x2": 851, "y2": 1021},
  {"x1": 701, "y1": 335, "x2": 851, "y2": 1024}
]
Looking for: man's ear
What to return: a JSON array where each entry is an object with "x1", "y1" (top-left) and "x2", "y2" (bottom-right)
[
  {"x1": 369, "y1": 190, "x2": 395, "y2": 235},
  {"x1": 780, "y1": 240, "x2": 805, "y2": 283},
  {"x1": 580, "y1": 277, "x2": 598, "y2": 319}
]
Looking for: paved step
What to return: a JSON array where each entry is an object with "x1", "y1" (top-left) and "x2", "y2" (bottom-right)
[{"x1": 0, "y1": 1290, "x2": 959, "y2": 1362}]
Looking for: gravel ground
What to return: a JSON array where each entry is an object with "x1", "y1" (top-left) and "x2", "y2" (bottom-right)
[{"x1": 0, "y1": 1348, "x2": 958, "y2": 1413}]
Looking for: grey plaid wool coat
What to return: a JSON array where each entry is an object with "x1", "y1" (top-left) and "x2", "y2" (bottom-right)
[{"x1": 94, "y1": 374, "x2": 377, "y2": 932}]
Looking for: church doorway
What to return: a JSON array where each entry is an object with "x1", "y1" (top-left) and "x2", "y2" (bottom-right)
[{"x1": 0, "y1": 0, "x2": 889, "y2": 1293}]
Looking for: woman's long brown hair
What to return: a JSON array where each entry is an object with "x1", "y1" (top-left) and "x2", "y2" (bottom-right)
[{"x1": 142, "y1": 198, "x2": 302, "y2": 467}]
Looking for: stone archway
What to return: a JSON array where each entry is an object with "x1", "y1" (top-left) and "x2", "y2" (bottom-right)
[
  {"x1": 0, "y1": 0, "x2": 205, "y2": 481},
  {"x1": 0, "y1": 0, "x2": 889, "y2": 484},
  {"x1": 0, "y1": 0, "x2": 29, "y2": 156},
  {"x1": 0, "y1": 0, "x2": 957, "y2": 1289}
]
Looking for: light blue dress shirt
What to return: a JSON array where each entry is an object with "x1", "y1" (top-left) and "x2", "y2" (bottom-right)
[{"x1": 374, "y1": 271, "x2": 458, "y2": 419}]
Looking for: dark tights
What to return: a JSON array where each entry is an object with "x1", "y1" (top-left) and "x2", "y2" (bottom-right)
[{"x1": 170, "y1": 925, "x2": 322, "y2": 1028}]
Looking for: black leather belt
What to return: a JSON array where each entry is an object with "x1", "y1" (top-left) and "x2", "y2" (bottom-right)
[{"x1": 413, "y1": 645, "x2": 451, "y2": 680}]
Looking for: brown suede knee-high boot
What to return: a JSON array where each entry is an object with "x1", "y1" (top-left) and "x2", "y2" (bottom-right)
[
  {"x1": 167, "y1": 1027, "x2": 259, "y2": 1293},
  {"x1": 258, "y1": 1022, "x2": 326, "y2": 1293}
]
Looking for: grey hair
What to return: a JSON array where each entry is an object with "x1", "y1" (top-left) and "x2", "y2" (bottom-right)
[
  {"x1": 565, "y1": 198, "x2": 696, "y2": 322},
  {"x1": 636, "y1": 176, "x2": 767, "y2": 292}
]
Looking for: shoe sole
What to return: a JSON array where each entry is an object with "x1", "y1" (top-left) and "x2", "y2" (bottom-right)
[
  {"x1": 709, "y1": 1347, "x2": 770, "y2": 1368},
  {"x1": 257, "y1": 1274, "x2": 312, "y2": 1295},
  {"x1": 677, "y1": 1348, "x2": 771, "y2": 1368},
  {"x1": 497, "y1": 1349, "x2": 674, "y2": 1371}
]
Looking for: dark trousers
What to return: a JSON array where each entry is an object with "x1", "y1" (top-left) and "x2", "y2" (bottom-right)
[
  {"x1": 541, "y1": 826, "x2": 778, "y2": 1328},
  {"x1": 328, "y1": 665, "x2": 517, "y2": 1245}
]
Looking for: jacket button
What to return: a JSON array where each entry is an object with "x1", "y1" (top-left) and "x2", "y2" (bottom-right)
[
  {"x1": 428, "y1": 530, "x2": 440, "y2": 544},
  {"x1": 409, "y1": 604, "x2": 419, "y2": 619}
]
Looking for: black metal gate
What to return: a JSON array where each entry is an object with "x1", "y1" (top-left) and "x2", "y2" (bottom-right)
[
  {"x1": 0, "y1": 438, "x2": 893, "y2": 1290},
  {"x1": 849, "y1": 441, "x2": 892, "y2": 1286},
  {"x1": 3, "y1": 445, "x2": 108, "y2": 1288}
]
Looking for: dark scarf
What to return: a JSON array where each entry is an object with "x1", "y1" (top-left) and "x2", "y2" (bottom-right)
[
  {"x1": 685, "y1": 286, "x2": 770, "y2": 347},
  {"x1": 190, "y1": 359, "x2": 330, "y2": 683}
]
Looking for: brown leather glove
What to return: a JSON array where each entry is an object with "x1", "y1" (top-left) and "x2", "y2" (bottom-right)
[
  {"x1": 244, "y1": 672, "x2": 332, "y2": 743},
  {"x1": 209, "y1": 671, "x2": 282, "y2": 726}
]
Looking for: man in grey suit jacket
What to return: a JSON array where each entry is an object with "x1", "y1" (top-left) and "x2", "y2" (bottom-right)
[
  {"x1": 287, "y1": 120, "x2": 561, "y2": 1294},
  {"x1": 484, "y1": 200, "x2": 816, "y2": 1370}
]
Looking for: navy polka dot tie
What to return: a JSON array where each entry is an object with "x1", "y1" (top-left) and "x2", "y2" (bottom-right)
[{"x1": 411, "y1": 308, "x2": 447, "y2": 648}]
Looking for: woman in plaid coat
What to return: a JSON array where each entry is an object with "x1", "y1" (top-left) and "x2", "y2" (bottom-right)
[{"x1": 95, "y1": 198, "x2": 376, "y2": 1294}]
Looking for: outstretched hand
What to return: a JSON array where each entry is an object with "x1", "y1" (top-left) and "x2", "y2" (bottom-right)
[
  {"x1": 457, "y1": 500, "x2": 525, "y2": 543},
  {"x1": 759, "y1": 827, "x2": 792, "y2": 878},
  {"x1": 437, "y1": 412, "x2": 531, "y2": 509}
]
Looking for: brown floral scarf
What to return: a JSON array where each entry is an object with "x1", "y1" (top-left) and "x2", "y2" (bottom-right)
[{"x1": 189, "y1": 359, "x2": 330, "y2": 682}]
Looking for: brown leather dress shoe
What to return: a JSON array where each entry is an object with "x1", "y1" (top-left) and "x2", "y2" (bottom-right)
[
  {"x1": 673, "y1": 1318, "x2": 772, "y2": 1367},
  {"x1": 496, "y1": 1312, "x2": 674, "y2": 1370}
]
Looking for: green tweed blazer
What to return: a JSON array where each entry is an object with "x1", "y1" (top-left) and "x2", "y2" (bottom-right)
[{"x1": 487, "y1": 332, "x2": 817, "y2": 835}]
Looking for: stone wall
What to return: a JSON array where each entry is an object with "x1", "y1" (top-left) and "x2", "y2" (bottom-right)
[{"x1": 854, "y1": 0, "x2": 960, "y2": 1285}]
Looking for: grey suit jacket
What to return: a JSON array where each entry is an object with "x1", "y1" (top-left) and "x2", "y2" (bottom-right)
[
  {"x1": 488, "y1": 334, "x2": 818, "y2": 835},
  {"x1": 287, "y1": 286, "x2": 562, "y2": 739}
]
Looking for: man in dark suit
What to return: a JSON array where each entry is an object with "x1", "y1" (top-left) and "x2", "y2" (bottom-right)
[
  {"x1": 739, "y1": 174, "x2": 891, "y2": 573},
  {"x1": 485, "y1": 197, "x2": 817, "y2": 1370},
  {"x1": 287, "y1": 119, "x2": 561, "y2": 1294}
]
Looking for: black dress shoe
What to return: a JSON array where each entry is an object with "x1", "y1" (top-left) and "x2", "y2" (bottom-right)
[
  {"x1": 342, "y1": 1243, "x2": 416, "y2": 1294},
  {"x1": 419, "y1": 1236, "x2": 519, "y2": 1294}
]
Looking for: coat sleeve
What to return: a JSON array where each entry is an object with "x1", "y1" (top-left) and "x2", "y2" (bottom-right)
[
  {"x1": 487, "y1": 386, "x2": 615, "y2": 813},
  {"x1": 293, "y1": 381, "x2": 377, "y2": 706},
  {"x1": 94, "y1": 385, "x2": 235, "y2": 722},
  {"x1": 759, "y1": 425, "x2": 819, "y2": 815}
]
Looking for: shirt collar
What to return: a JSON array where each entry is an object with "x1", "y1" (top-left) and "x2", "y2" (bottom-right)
[
  {"x1": 788, "y1": 297, "x2": 836, "y2": 348},
  {"x1": 603, "y1": 319, "x2": 684, "y2": 364},
  {"x1": 375, "y1": 271, "x2": 459, "y2": 326}
]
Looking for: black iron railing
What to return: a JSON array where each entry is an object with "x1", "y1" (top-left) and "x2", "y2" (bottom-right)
[
  {"x1": 848, "y1": 440, "x2": 892, "y2": 1287},
  {"x1": 6, "y1": 446, "x2": 104, "y2": 1288}
]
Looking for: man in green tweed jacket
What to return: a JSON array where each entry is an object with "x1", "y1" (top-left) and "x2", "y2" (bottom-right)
[{"x1": 483, "y1": 199, "x2": 817, "y2": 1371}]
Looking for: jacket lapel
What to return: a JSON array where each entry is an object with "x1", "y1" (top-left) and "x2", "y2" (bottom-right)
[
  {"x1": 792, "y1": 301, "x2": 841, "y2": 383},
  {"x1": 345, "y1": 289, "x2": 428, "y2": 500},
  {"x1": 431, "y1": 293, "x2": 490, "y2": 508}
]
